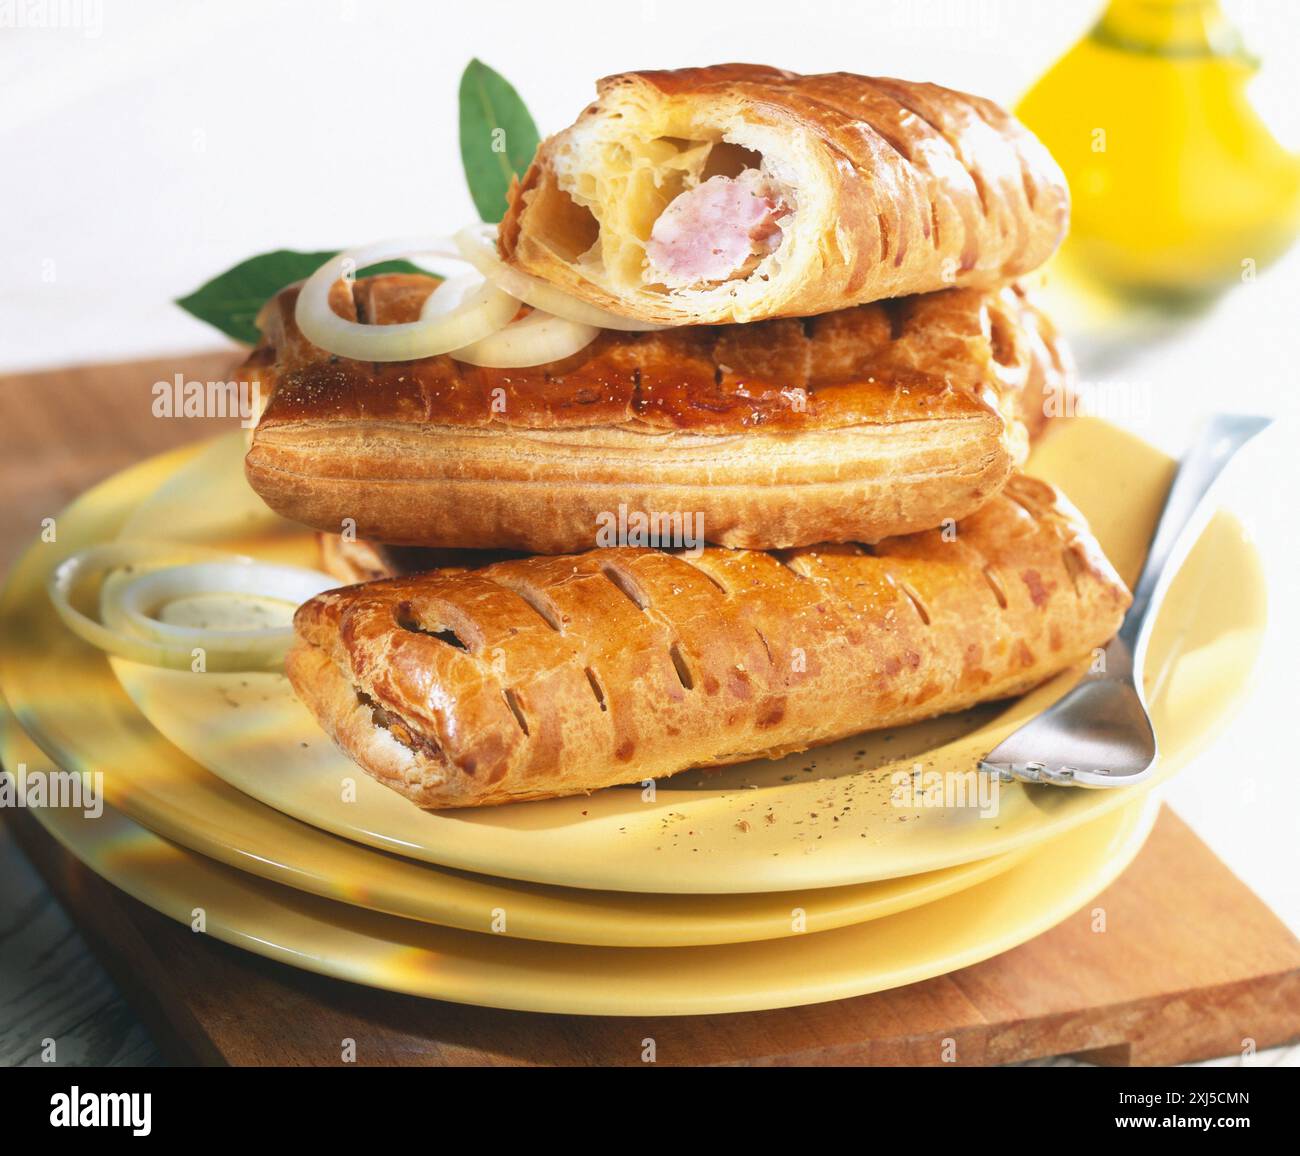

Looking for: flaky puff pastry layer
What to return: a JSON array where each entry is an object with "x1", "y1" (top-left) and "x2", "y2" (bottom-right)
[
  {"x1": 245, "y1": 274, "x2": 1068, "y2": 554},
  {"x1": 499, "y1": 64, "x2": 1069, "y2": 325},
  {"x1": 287, "y1": 476, "x2": 1129, "y2": 809}
]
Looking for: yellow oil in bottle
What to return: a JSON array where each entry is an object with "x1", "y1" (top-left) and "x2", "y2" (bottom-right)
[{"x1": 1017, "y1": 0, "x2": 1300, "y2": 300}]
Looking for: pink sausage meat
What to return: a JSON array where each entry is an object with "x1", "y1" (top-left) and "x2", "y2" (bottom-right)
[{"x1": 645, "y1": 170, "x2": 785, "y2": 285}]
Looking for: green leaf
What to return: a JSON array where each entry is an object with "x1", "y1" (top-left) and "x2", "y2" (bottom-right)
[
  {"x1": 458, "y1": 58, "x2": 541, "y2": 223},
  {"x1": 177, "y1": 58, "x2": 541, "y2": 344},
  {"x1": 175, "y1": 251, "x2": 425, "y2": 345}
]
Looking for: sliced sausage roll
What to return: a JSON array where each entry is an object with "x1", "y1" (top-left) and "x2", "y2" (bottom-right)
[{"x1": 500, "y1": 64, "x2": 1069, "y2": 325}]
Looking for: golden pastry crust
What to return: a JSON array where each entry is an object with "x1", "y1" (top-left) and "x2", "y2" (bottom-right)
[
  {"x1": 317, "y1": 534, "x2": 397, "y2": 585},
  {"x1": 288, "y1": 476, "x2": 1128, "y2": 809},
  {"x1": 499, "y1": 64, "x2": 1069, "y2": 324},
  {"x1": 245, "y1": 275, "x2": 1067, "y2": 553}
]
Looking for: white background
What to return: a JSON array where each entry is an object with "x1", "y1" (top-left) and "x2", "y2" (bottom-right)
[{"x1": 3, "y1": 0, "x2": 1299, "y2": 935}]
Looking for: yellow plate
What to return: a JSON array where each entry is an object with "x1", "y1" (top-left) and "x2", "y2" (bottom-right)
[
  {"x1": 0, "y1": 711, "x2": 1161, "y2": 1016},
  {"x1": 0, "y1": 419, "x2": 1265, "y2": 893},
  {"x1": 0, "y1": 436, "x2": 1025, "y2": 944},
  {"x1": 0, "y1": 691, "x2": 1027, "y2": 948}
]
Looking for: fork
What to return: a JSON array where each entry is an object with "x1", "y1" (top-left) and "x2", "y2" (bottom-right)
[{"x1": 980, "y1": 413, "x2": 1273, "y2": 788}]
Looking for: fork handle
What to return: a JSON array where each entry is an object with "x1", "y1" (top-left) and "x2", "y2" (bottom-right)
[{"x1": 1119, "y1": 414, "x2": 1272, "y2": 672}]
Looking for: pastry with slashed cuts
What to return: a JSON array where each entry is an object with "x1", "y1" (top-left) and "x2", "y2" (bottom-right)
[{"x1": 287, "y1": 476, "x2": 1127, "y2": 809}]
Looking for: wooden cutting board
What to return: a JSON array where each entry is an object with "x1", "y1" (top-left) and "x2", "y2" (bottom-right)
[
  {"x1": 4, "y1": 802, "x2": 1298, "y2": 1066},
  {"x1": 2, "y1": 356, "x2": 1298, "y2": 1066}
]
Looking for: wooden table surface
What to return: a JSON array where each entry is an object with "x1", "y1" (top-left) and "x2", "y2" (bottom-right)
[
  {"x1": 0, "y1": 351, "x2": 241, "y2": 1066},
  {"x1": 1, "y1": 352, "x2": 1296, "y2": 1068}
]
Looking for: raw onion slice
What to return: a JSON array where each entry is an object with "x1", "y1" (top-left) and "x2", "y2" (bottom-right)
[
  {"x1": 104, "y1": 561, "x2": 331, "y2": 644},
  {"x1": 450, "y1": 309, "x2": 600, "y2": 368},
  {"x1": 295, "y1": 237, "x2": 517, "y2": 362},
  {"x1": 48, "y1": 543, "x2": 334, "y2": 672},
  {"x1": 50, "y1": 542, "x2": 238, "y2": 664},
  {"x1": 454, "y1": 224, "x2": 664, "y2": 332}
]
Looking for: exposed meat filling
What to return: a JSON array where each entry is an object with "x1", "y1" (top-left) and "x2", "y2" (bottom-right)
[
  {"x1": 357, "y1": 687, "x2": 446, "y2": 764},
  {"x1": 645, "y1": 169, "x2": 787, "y2": 287}
]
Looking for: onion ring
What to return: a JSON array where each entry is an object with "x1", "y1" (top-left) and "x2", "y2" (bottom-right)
[
  {"x1": 454, "y1": 224, "x2": 664, "y2": 332},
  {"x1": 450, "y1": 309, "x2": 600, "y2": 368},
  {"x1": 48, "y1": 543, "x2": 335, "y2": 672},
  {"x1": 295, "y1": 237, "x2": 517, "y2": 362}
]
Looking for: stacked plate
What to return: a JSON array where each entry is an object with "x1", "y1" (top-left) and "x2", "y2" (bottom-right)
[{"x1": 0, "y1": 419, "x2": 1265, "y2": 1015}]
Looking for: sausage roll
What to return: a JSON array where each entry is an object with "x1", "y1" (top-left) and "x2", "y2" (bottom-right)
[
  {"x1": 287, "y1": 476, "x2": 1129, "y2": 809},
  {"x1": 245, "y1": 274, "x2": 1067, "y2": 554},
  {"x1": 499, "y1": 64, "x2": 1069, "y2": 325}
]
